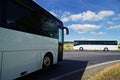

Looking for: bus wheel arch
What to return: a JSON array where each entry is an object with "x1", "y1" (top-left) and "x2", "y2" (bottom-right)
[
  {"x1": 103, "y1": 47, "x2": 109, "y2": 51},
  {"x1": 79, "y1": 47, "x2": 84, "y2": 51},
  {"x1": 42, "y1": 52, "x2": 53, "y2": 69}
]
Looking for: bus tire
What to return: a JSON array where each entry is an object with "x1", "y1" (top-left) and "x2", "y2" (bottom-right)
[
  {"x1": 42, "y1": 53, "x2": 53, "y2": 69},
  {"x1": 103, "y1": 47, "x2": 109, "y2": 51},
  {"x1": 79, "y1": 47, "x2": 84, "y2": 51}
]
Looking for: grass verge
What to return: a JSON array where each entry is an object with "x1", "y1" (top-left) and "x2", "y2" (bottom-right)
[
  {"x1": 64, "y1": 43, "x2": 73, "y2": 50},
  {"x1": 90, "y1": 62, "x2": 120, "y2": 80}
]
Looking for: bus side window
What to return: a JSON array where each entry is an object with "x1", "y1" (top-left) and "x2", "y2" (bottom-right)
[{"x1": 6, "y1": 1, "x2": 59, "y2": 39}]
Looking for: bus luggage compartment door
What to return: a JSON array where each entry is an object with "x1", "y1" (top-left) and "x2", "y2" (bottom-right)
[
  {"x1": 1, "y1": 51, "x2": 39, "y2": 80},
  {"x1": 0, "y1": 52, "x2": 2, "y2": 80}
]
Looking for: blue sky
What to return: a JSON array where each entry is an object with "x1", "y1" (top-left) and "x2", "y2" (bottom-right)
[{"x1": 34, "y1": 0, "x2": 120, "y2": 43}]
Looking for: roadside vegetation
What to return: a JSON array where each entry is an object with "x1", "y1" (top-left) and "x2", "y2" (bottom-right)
[
  {"x1": 64, "y1": 42, "x2": 73, "y2": 50},
  {"x1": 118, "y1": 44, "x2": 120, "y2": 51},
  {"x1": 89, "y1": 62, "x2": 120, "y2": 80}
]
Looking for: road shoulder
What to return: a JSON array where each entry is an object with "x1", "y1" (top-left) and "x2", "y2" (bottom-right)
[{"x1": 80, "y1": 60, "x2": 120, "y2": 80}]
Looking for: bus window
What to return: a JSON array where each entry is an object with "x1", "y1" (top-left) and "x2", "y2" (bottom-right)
[{"x1": 6, "y1": 0, "x2": 59, "y2": 39}]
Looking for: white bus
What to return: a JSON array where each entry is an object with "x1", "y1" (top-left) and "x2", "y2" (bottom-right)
[
  {"x1": 0, "y1": 0, "x2": 69, "y2": 80},
  {"x1": 73, "y1": 40, "x2": 118, "y2": 51}
]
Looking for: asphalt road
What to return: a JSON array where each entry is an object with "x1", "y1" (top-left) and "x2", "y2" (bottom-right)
[{"x1": 18, "y1": 51, "x2": 120, "y2": 80}]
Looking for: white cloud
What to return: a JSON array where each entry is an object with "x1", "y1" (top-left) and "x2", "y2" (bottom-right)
[
  {"x1": 90, "y1": 32, "x2": 105, "y2": 36},
  {"x1": 61, "y1": 10, "x2": 115, "y2": 22},
  {"x1": 98, "y1": 11, "x2": 115, "y2": 18},
  {"x1": 80, "y1": 37, "x2": 87, "y2": 40},
  {"x1": 61, "y1": 11, "x2": 71, "y2": 17},
  {"x1": 60, "y1": 11, "x2": 71, "y2": 22},
  {"x1": 81, "y1": 11, "x2": 98, "y2": 21},
  {"x1": 112, "y1": 14, "x2": 120, "y2": 21},
  {"x1": 107, "y1": 21, "x2": 113, "y2": 24},
  {"x1": 112, "y1": 17, "x2": 120, "y2": 20},
  {"x1": 70, "y1": 14, "x2": 82, "y2": 21},
  {"x1": 79, "y1": 38, "x2": 97, "y2": 40},
  {"x1": 61, "y1": 17, "x2": 70, "y2": 22},
  {"x1": 107, "y1": 25, "x2": 120, "y2": 29},
  {"x1": 68, "y1": 24, "x2": 101, "y2": 34}
]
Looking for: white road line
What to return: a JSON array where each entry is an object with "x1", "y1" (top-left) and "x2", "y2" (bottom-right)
[
  {"x1": 86, "y1": 60, "x2": 120, "y2": 69},
  {"x1": 50, "y1": 60, "x2": 120, "y2": 80}
]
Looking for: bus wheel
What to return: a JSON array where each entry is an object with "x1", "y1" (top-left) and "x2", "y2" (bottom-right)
[
  {"x1": 79, "y1": 47, "x2": 84, "y2": 51},
  {"x1": 104, "y1": 47, "x2": 109, "y2": 51},
  {"x1": 42, "y1": 53, "x2": 53, "y2": 69}
]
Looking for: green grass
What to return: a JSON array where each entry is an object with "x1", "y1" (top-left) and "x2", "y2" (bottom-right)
[
  {"x1": 64, "y1": 43, "x2": 73, "y2": 50},
  {"x1": 90, "y1": 63, "x2": 120, "y2": 80}
]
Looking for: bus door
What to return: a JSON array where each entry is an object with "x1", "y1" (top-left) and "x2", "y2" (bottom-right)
[{"x1": 58, "y1": 28, "x2": 64, "y2": 62}]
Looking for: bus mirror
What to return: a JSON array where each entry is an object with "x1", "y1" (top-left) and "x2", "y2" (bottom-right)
[{"x1": 63, "y1": 27, "x2": 69, "y2": 35}]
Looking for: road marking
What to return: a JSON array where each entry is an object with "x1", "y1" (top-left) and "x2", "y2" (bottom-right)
[
  {"x1": 50, "y1": 60, "x2": 120, "y2": 80},
  {"x1": 86, "y1": 60, "x2": 120, "y2": 69}
]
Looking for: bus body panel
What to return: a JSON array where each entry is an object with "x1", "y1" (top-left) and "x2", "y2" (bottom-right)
[
  {"x1": 0, "y1": 27, "x2": 58, "y2": 52},
  {"x1": 74, "y1": 45, "x2": 118, "y2": 50},
  {"x1": 0, "y1": 52, "x2": 2, "y2": 80},
  {"x1": 1, "y1": 51, "x2": 39, "y2": 80},
  {"x1": 0, "y1": 27, "x2": 58, "y2": 80}
]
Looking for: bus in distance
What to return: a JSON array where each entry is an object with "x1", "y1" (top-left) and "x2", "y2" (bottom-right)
[
  {"x1": 0, "y1": 0, "x2": 69, "y2": 80},
  {"x1": 73, "y1": 40, "x2": 118, "y2": 51}
]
